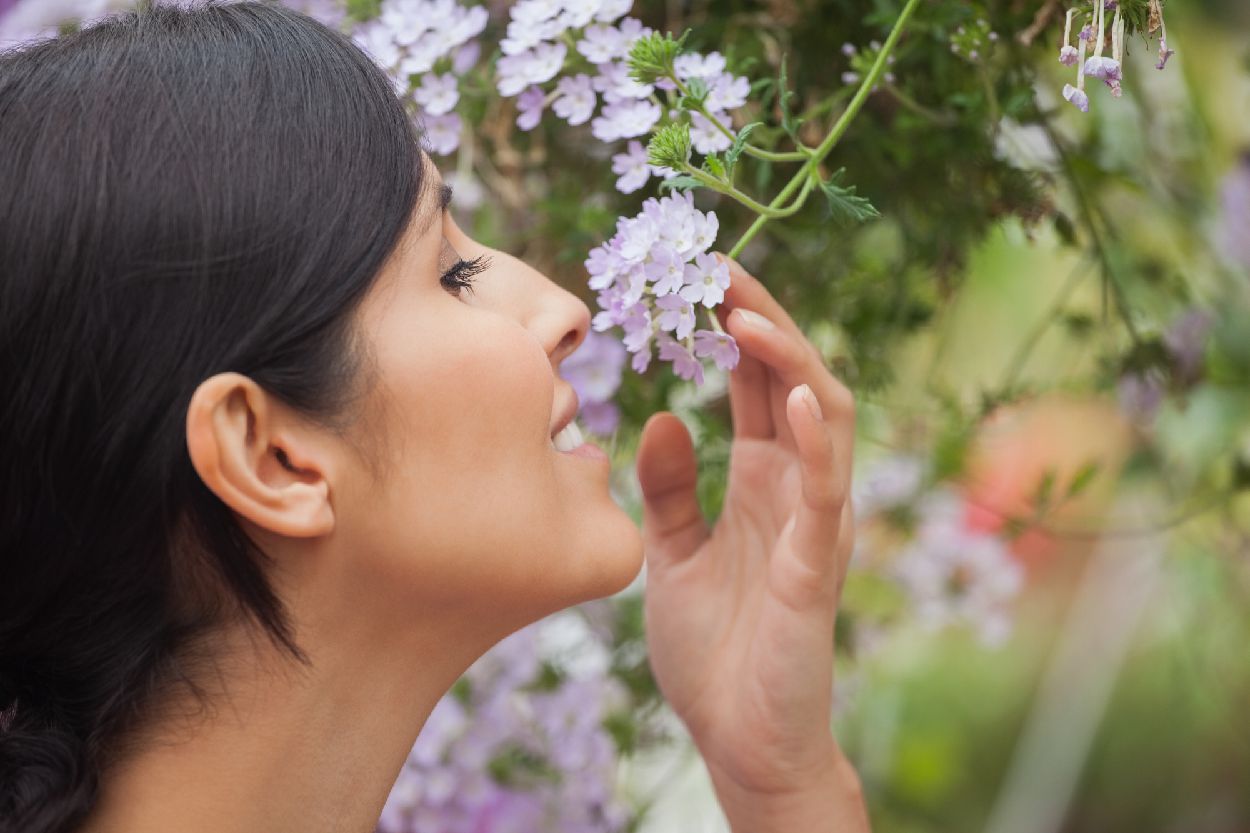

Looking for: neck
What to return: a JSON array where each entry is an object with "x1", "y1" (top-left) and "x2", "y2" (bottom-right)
[{"x1": 82, "y1": 613, "x2": 500, "y2": 833}]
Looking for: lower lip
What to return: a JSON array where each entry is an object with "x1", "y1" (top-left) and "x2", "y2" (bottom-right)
[{"x1": 563, "y1": 441, "x2": 608, "y2": 461}]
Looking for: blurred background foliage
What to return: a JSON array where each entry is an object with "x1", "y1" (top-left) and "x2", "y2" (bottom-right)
[{"x1": 442, "y1": 0, "x2": 1250, "y2": 829}]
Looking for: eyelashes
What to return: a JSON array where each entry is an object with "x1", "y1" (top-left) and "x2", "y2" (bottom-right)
[
  {"x1": 440, "y1": 254, "x2": 491, "y2": 295},
  {"x1": 438, "y1": 235, "x2": 491, "y2": 296}
]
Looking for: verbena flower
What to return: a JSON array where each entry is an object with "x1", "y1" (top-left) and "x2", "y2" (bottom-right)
[
  {"x1": 379, "y1": 620, "x2": 630, "y2": 833},
  {"x1": 515, "y1": 85, "x2": 547, "y2": 131},
  {"x1": 352, "y1": 0, "x2": 488, "y2": 155},
  {"x1": 585, "y1": 192, "x2": 737, "y2": 383},
  {"x1": 561, "y1": 331, "x2": 627, "y2": 434},
  {"x1": 892, "y1": 489, "x2": 1024, "y2": 647}
]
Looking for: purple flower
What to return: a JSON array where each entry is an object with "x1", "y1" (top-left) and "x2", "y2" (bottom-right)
[
  {"x1": 1062, "y1": 83, "x2": 1089, "y2": 113},
  {"x1": 610, "y1": 140, "x2": 651, "y2": 194},
  {"x1": 644, "y1": 245, "x2": 687, "y2": 296},
  {"x1": 1156, "y1": 37, "x2": 1175, "y2": 70},
  {"x1": 421, "y1": 112, "x2": 462, "y2": 155},
  {"x1": 658, "y1": 336, "x2": 705, "y2": 385},
  {"x1": 1078, "y1": 24, "x2": 1094, "y2": 42},
  {"x1": 1058, "y1": 45, "x2": 1079, "y2": 66},
  {"x1": 413, "y1": 72, "x2": 459, "y2": 116},
  {"x1": 515, "y1": 85, "x2": 546, "y2": 131},
  {"x1": 592, "y1": 60, "x2": 654, "y2": 103},
  {"x1": 689, "y1": 111, "x2": 733, "y2": 154},
  {"x1": 620, "y1": 303, "x2": 653, "y2": 353},
  {"x1": 705, "y1": 73, "x2": 750, "y2": 112},
  {"x1": 679, "y1": 252, "x2": 731, "y2": 307},
  {"x1": 1117, "y1": 369, "x2": 1166, "y2": 426},
  {"x1": 673, "y1": 51, "x2": 726, "y2": 81},
  {"x1": 552, "y1": 72, "x2": 596, "y2": 125},
  {"x1": 590, "y1": 98, "x2": 661, "y2": 142},
  {"x1": 655, "y1": 293, "x2": 697, "y2": 340},
  {"x1": 692, "y1": 329, "x2": 740, "y2": 371},
  {"x1": 561, "y1": 331, "x2": 626, "y2": 434},
  {"x1": 1083, "y1": 55, "x2": 1120, "y2": 81}
]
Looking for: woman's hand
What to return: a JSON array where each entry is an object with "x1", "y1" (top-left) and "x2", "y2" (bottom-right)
[{"x1": 636, "y1": 256, "x2": 868, "y2": 833}]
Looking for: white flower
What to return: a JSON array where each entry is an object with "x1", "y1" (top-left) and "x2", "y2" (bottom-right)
[
  {"x1": 413, "y1": 73, "x2": 459, "y2": 116},
  {"x1": 421, "y1": 112, "x2": 462, "y2": 155},
  {"x1": 577, "y1": 23, "x2": 627, "y2": 63},
  {"x1": 674, "y1": 51, "x2": 726, "y2": 81},
  {"x1": 706, "y1": 73, "x2": 750, "y2": 112},
  {"x1": 516, "y1": 85, "x2": 547, "y2": 131},
  {"x1": 552, "y1": 73, "x2": 597, "y2": 125},
  {"x1": 689, "y1": 111, "x2": 732, "y2": 154},
  {"x1": 593, "y1": 0, "x2": 633, "y2": 22},
  {"x1": 892, "y1": 490, "x2": 1024, "y2": 647},
  {"x1": 590, "y1": 99, "x2": 661, "y2": 142},
  {"x1": 610, "y1": 140, "x2": 651, "y2": 194},
  {"x1": 592, "y1": 60, "x2": 654, "y2": 102},
  {"x1": 679, "y1": 252, "x2": 730, "y2": 307}
]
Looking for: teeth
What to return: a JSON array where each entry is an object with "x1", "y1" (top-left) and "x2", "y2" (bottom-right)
[{"x1": 552, "y1": 420, "x2": 584, "y2": 452}]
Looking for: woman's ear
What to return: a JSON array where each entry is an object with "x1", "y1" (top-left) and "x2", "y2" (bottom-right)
[{"x1": 185, "y1": 372, "x2": 335, "y2": 538}]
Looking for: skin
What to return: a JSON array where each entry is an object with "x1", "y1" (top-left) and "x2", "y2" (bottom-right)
[{"x1": 83, "y1": 156, "x2": 868, "y2": 833}]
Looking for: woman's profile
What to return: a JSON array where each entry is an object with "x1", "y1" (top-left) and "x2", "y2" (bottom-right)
[{"x1": 0, "y1": 4, "x2": 865, "y2": 832}]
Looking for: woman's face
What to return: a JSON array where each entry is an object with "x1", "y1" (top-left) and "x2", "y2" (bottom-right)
[{"x1": 328, "y1": 157, "x2": 643, "y2": 634}]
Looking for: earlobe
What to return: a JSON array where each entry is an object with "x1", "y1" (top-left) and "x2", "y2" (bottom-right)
[{"x1": 186, "y1": 372, "x2": 335, "y2": 538}]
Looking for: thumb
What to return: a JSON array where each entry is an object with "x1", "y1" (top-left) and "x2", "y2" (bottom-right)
[{"x1": 636, "y1": 411, "x2": 708, "y2": 569}]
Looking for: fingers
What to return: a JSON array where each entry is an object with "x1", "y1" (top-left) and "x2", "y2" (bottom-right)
[
  {"x1": 636, "y1": 412, "x2": 709, "y2": 572},
  {"x1": 719, "y1": 258, "x2": 855, "y2": 486},
  {"x1": 716, "y1": 254, "x2": 806, "y2": 342},
  {"x1": 782, "y1": 384, "x2": 848, "y2": 587}
]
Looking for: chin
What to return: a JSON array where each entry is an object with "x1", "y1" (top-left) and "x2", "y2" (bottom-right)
[{"x1": 573, "y1": 505, "x2": 645, "y2": 603}]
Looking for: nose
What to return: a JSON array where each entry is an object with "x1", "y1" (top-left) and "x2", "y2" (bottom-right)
[{"x1": 536, "y1": 282, "x2": 591, "y2": 368}]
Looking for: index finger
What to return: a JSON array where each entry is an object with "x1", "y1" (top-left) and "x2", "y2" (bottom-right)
[{"x1": 714, "y1": 254, "x2": 807, "y2": 343}]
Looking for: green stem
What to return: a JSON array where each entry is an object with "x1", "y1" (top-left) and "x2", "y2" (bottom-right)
[
  {"x1": 728, "y1": 0, "x2": 924, "y2": 259},
  {"x1": 667, "y1": 75, "x2": 811, "y2": 162},
  {"x1": 679, "y1": 164, "x2": 806, "y2": 218}
]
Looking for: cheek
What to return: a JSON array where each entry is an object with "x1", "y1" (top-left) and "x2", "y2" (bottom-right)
[{"x1": 357, "y1": 308, "x2": 569, "y2": 591}]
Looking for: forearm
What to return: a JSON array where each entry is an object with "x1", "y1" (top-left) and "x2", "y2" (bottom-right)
[{"x1": 706, "y1": 748, "x2": 871, "y2": 833}]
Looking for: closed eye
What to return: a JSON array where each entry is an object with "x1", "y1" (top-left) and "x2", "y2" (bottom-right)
[{"x1": 440, "y1": 252, "x2": 490, "y2": 295}]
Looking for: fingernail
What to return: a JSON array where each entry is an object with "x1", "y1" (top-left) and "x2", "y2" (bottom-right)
[
  {"x1": 800, "y1": 384, "x2": 823, "y2": 421},
  {"x1": 736, "y1": 308, "x2": 775, "y2": 331}
]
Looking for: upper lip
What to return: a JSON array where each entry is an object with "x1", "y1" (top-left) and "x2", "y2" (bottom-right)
[{"x1": 549, "y1": 384, "x2": 580, "y2": 440}]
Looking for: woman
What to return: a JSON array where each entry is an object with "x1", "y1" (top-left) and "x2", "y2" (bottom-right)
[{"x1": 0, "y1": 4, "x2": 867, "y2": 832}]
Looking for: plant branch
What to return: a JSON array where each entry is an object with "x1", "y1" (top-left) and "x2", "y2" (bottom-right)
[{"x1": 728, "y1": 0, "x2": 924, "y2": 259}]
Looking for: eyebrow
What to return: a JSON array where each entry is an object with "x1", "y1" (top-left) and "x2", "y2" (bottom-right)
[{"x1": 412, "y1": 174, "x2": 454, "y2": 237}]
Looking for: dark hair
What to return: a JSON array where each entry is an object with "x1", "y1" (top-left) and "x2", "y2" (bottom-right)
[{"x1": 0, "y1": 3, "x2": 425, "y2": 831}]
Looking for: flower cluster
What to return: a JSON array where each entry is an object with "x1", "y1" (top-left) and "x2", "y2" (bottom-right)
[
  {"x1": 496, "y1": 0, "x2": 750, "y2": 195},
  {"x1": 379, "y1": 617, "x2": 630, "y2": 833},
  {"x1": 352, "y1": 0, "x2": 489, "y2": 155},
  {"x1": 586, "y1": 191, "x2": 738, "y2": 385},
  {"x1": 890, "y1": 489, "x2": 1025, "y2": 647},
  {"x1": 1059, "y1": 0, "x2": 1174, "y2": 114},
  {"x1": 840, "y1": 40, "x2": 897, "y2": 89},
  {"x1": 561, "y1": 331, "x2": 627, "y2": 434}
]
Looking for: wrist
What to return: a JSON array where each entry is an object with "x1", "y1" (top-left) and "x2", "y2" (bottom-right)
[{"x1": 705, "y1": 747, "x2": 870, "y2": 833}]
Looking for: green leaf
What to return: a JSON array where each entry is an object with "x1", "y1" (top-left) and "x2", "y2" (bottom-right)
[
  {"x1": 345, "y1": 0, "x2": 382, "y2": 22},
  {"x1": 818, "y1": 168, "x2": 881, "y2": 228},
  {"x1": 724, "y1": 121, "x2": 762, "y2": 178},
  {"x1": 777, "y1": 55, "x2": 804, "y2": 142},
  {"x1": 675, "y1": 77, "x2": 709, "y2": 110},
  {"x1": 702, "y1": 153, "x2": 726, "y2": 180}
]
